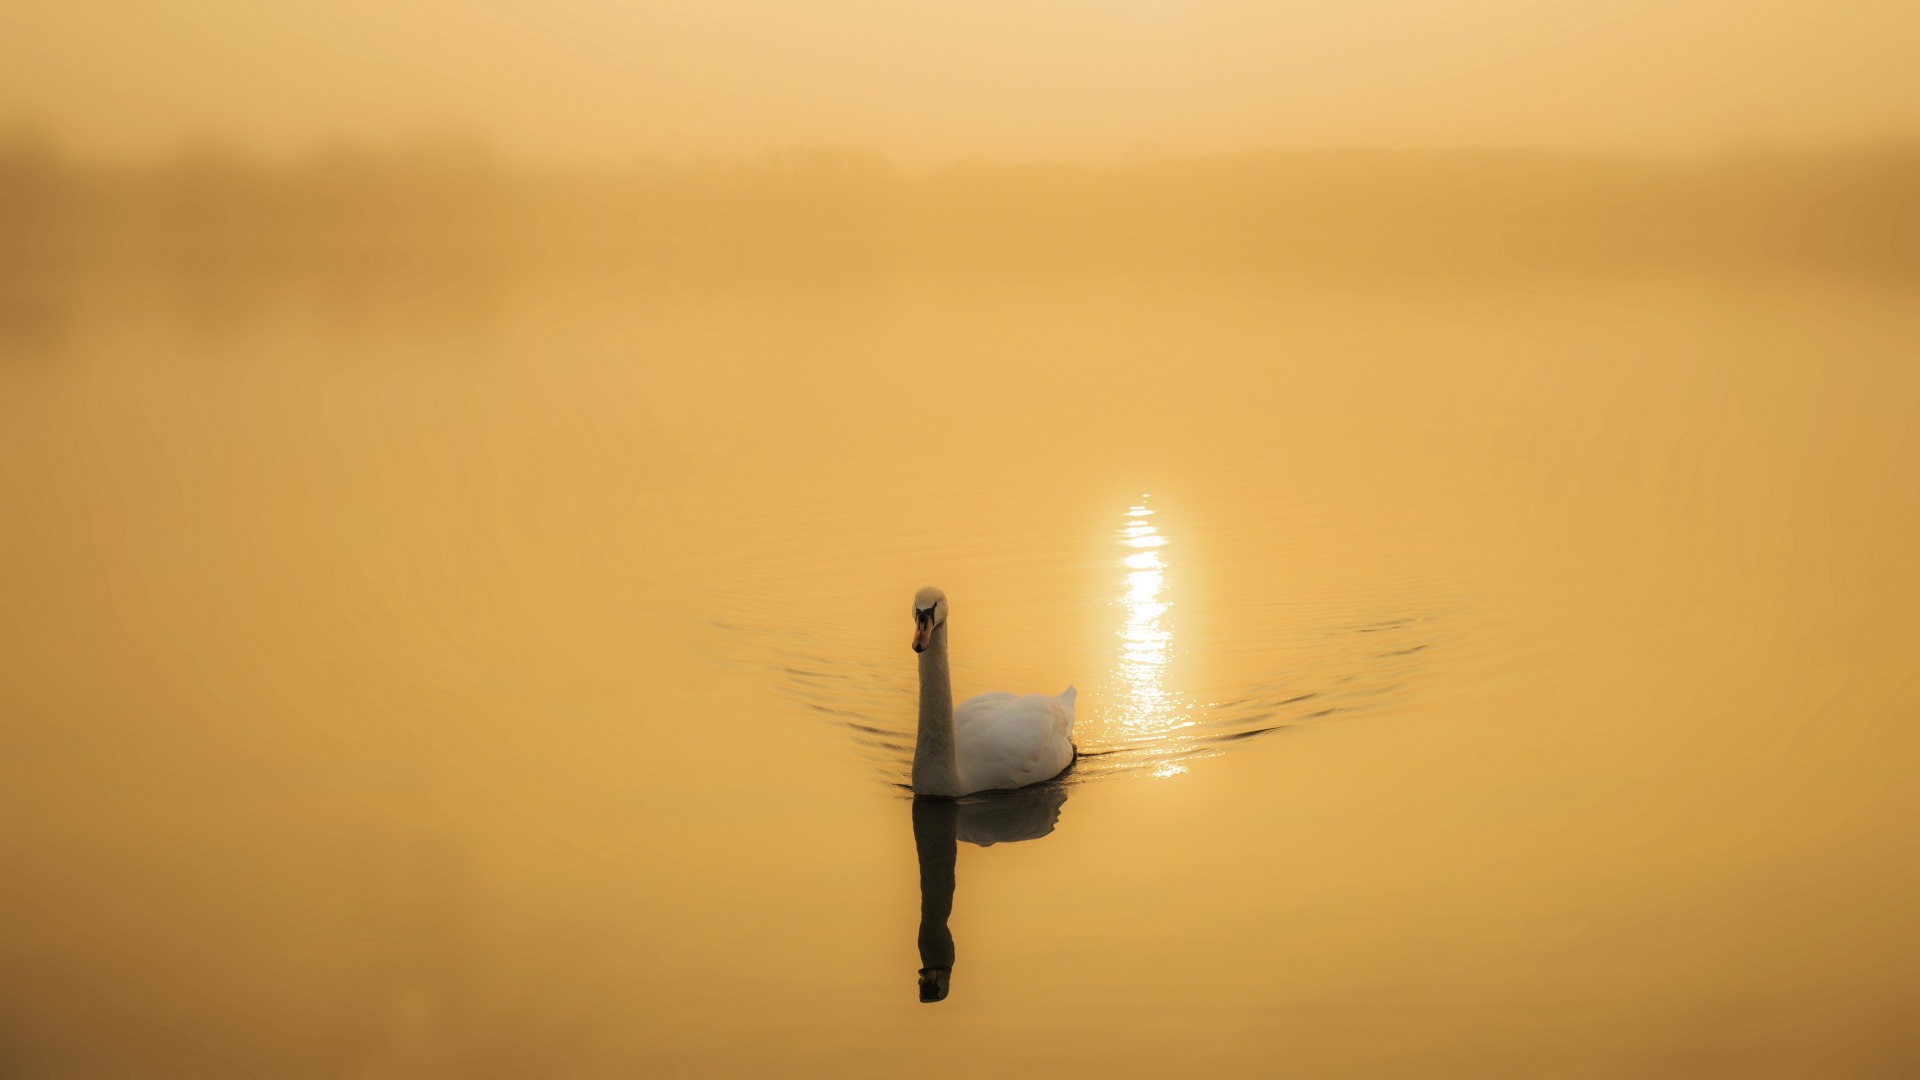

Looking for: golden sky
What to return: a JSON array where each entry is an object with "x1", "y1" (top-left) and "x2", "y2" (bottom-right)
[{"x1": 4, "y1": 0, "x2": 1916, "y2": 163}]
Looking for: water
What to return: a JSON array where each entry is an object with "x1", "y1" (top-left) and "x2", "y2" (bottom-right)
[{"x1": 1, "y1": 259, "x2": 1915, "y2": 1076}]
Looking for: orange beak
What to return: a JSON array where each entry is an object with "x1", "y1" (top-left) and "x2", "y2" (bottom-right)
[{"x1": 912, "y1": 620, "x2": 932, "y2": 653}]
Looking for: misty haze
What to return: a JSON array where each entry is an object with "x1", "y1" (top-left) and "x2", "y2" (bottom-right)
[{"x1": 2, "y1": 3, "x2": 1916, "y2": 1078}]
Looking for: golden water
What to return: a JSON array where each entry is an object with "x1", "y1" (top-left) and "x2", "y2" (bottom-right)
[{"x1": 1, "y1": 260, "x2": 1915, "y2": 1076}]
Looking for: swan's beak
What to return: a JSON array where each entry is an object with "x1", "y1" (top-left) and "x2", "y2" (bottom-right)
[{"x1": 912, "y1": 622, "x2": 932, "y2": 653}]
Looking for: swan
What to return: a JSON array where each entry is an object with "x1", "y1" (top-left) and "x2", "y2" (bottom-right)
[{"x1": 910, "y1": 586, "x2": 1076, "y2": 796}]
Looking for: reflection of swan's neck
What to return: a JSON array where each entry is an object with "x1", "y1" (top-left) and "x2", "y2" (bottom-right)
[
  {"x1": 913, "y1": 797, "x2": 958, "y2": 1003},
  {"x1": 914, "y1": 624, "x2": 962, "y2": 796}
]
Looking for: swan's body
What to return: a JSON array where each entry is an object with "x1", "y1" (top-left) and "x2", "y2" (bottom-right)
[
  {"x1": 911, "y1": 587, "x2": 1076, "y2": 796},
  {"x1": 949, "y1": 690, "x2": 1077, "y2": 794}
]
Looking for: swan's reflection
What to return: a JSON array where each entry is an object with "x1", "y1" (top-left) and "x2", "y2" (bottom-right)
[{"x1": 912, "y1": 785, "x2": 1068, "y2": 1003}]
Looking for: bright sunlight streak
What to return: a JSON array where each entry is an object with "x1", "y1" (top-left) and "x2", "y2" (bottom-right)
[{"x1": 1114, "y1": 495, "x2": 1185, "y2": 755}]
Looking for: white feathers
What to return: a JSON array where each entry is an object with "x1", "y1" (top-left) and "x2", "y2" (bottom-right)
[
  {"x1": 953, "y1": 687, "x2": 1076, "y2": 794},
  {"x1": 911, "y1": 588, "x2": 1077, "y2": 796}
]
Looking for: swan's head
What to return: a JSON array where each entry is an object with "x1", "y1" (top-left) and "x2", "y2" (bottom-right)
[
  {"x1": 918, "y1": 965, "x2": 951, "y2": 1003},
  {"x1": 911, "y1": 586, "x2": 948, "y2": 653}
]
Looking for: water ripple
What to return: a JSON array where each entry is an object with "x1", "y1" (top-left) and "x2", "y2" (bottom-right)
[{"x1": 704, "y1": 495, "x2": 1443, "y2": 789}]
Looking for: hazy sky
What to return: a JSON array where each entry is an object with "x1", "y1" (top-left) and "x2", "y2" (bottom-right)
[{"x1": 4, "y1": 0, "x2": 1916, "y2": 164}]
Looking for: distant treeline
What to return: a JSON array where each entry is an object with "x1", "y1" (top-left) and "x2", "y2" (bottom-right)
[{"x1": 4, "y1": 131, "x2": 1915, "y2": 274}]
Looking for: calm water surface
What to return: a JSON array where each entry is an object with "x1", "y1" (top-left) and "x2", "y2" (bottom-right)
[{"x1": 1, "y1": 260, "x2": 1915, "y2": 1076}]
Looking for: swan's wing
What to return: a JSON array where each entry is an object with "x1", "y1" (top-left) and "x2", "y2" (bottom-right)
[{"x1": 954, "y1": 691, "x2": 1076, "y2": 793}]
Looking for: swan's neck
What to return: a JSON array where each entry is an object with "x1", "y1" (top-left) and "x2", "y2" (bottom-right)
[{"x1": 913, "y1": 624, "x2": 963, "y2": 796}]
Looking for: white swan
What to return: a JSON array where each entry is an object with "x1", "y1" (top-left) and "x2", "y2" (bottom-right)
[{"x1": 910, "y1": 586, "x2": 1076, "y2": 796}]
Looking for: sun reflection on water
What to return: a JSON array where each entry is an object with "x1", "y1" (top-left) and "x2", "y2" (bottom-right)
[{"x1": 1114, "y1": 496, "x2": 1187, "y2": 756}]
